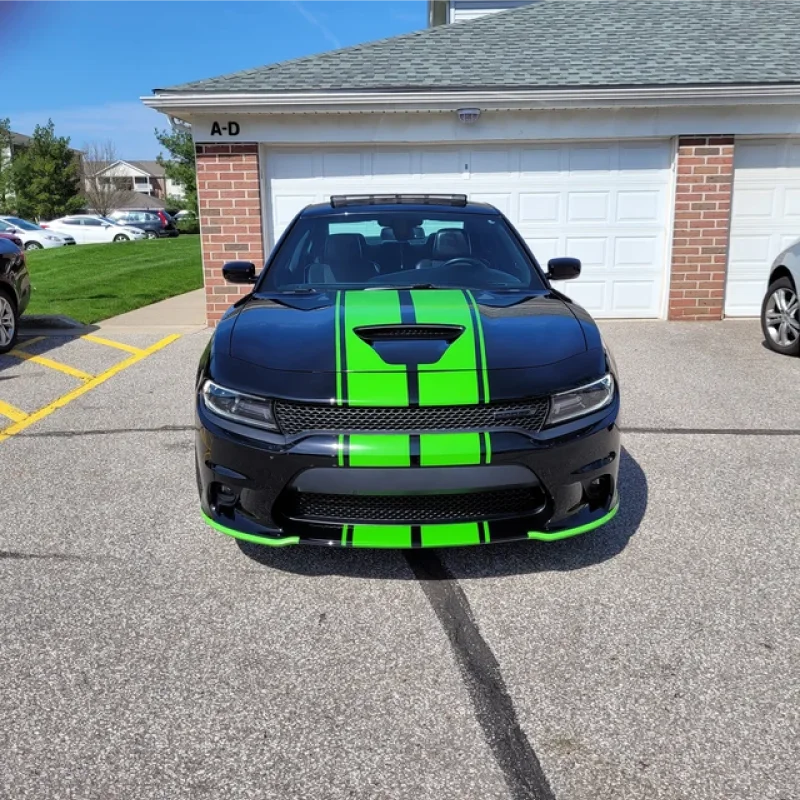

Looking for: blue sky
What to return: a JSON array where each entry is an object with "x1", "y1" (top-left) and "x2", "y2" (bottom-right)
[{"x1": 1, "y1": 1, "x2": 426, "y2": 158}]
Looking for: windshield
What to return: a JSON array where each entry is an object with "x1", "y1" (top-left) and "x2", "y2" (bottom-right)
[
  {"x1": 3, "y1": 217, "x2": 41, "y2": 231},
  {"x1": 259, "y1": 210, "x2": 545, "y2": 293}
]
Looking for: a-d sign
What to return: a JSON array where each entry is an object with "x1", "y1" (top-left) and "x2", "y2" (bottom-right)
[{"x1": 210, "y1": 121, "x2": 240, "y2": 136}]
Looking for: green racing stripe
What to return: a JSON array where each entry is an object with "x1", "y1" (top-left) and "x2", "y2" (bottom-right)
[{"x1": 335, "y1": 288, "x2": 492, "y2": 546}]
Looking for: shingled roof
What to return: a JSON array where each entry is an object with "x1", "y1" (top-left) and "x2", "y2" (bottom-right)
[{"x1": 156, "y1": 0, "x2": 800, "y2": 95}]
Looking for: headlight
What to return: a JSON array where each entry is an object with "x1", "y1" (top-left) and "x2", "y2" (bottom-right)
[
  {"x1": 547, "y1": 374, "x2": 615, "y2": 426},
  {"x1": 201, "y1": 380, "x2": 278, "y2": 431},
  {"x1": 45, "y1": 235, "x2": 60, "y2": 241}
]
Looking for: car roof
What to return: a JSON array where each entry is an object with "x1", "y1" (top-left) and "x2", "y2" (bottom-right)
[{"x1": 300, "y1": 198, "x2": 501, "y2": 218}]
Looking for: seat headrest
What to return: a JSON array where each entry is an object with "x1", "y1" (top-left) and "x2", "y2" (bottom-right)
[
  {"x1": 432, "y1": 229, "x2": 470, "y2": 260},
  {"x1": 324, "y1": 233, "x2": 363, "y2": 263}
]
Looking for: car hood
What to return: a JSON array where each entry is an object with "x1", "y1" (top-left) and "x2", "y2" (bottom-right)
[{"x1": 229, "y1": 289, "x2": 589, "y2": 374}]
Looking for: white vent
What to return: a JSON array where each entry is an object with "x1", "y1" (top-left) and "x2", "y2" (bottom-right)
[{"x1": 449, "y1": 0, "x2": 537, "y2": 24}]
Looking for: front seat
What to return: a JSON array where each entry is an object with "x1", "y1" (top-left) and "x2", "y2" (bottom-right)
[
  {"x1": 415, "y1": 229, "x2": 471, "y2": 270},
  {"x1": 309, "y1": 233, "x2": 379, "y2": 283}
]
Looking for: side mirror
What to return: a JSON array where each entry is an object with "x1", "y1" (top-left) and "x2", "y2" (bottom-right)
[
  {"x1": 222, "y1": 260, "x2": 257, "y2": 284},
  {"x1": 547, "y1": 257, "x2": 581, "y2": 282}
]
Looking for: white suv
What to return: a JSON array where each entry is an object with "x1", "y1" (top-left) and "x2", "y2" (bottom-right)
[{"x1": 0, "y1": 216, "x2": 75, "y2": 250}]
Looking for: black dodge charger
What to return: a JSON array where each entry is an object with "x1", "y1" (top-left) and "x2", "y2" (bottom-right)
[{"x1": 195, "y1": 195, "x2": 620, "y2": 548}]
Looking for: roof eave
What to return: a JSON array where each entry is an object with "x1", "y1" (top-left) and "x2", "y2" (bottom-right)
[{"x1": 142, "y1": 84, "x2": 800, "y2": 117}]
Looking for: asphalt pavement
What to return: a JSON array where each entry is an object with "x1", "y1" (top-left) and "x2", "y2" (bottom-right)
[{"x1": 1, "y1": 320, "x2": 797, "y2": 800}]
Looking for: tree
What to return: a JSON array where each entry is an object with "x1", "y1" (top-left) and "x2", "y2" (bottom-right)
[
  {"x1": 155, "y1": 126, "x2": 196, "y2": 213},
  {"x1": 12, "y1": 119, "x2": 82, "y2": 221},
  {"x1": 82, "y1": 140, "x2": 130, "y2": 216},
  {"x1": 0, "y1": 118, "x2": 14, "y2": 213}
]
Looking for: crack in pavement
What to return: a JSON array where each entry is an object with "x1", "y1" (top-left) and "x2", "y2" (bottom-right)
[
  {"x1": 624, "y1": 427, "x2": 800, "y2": 436},
  {"x1": 9, "y1": 425, "x2": 194, "y2": 439},
  {"x1": 405, "y1": 550, "x2": 556, "y2": 800}
]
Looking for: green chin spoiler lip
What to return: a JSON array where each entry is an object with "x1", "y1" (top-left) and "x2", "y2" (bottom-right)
[{"x1": 202, "y1": 505, "x2": 619, "y2": 549}]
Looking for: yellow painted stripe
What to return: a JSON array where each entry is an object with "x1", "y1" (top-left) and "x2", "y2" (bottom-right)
[
  {"x1": 0, "y1": 334, "x2": 181, "y2": 444},
  {"x1": 9, "y1": 349, "x2": 94, "y2": 381},
  {"x1": 13, "y1": 336, "x2": 45, "y2": 350},
  {"x1": 0, "y1": 398, "x2": 28, "y2": 423},
  {"x1": 81, "y1": 334, "x2": 145, "y2": 355}
]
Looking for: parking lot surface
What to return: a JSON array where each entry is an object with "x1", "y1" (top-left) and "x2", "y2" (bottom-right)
[{"x1": 1, "y1": 320, "x2": 797, "y2": 800}]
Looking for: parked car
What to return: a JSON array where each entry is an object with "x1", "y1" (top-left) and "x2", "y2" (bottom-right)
[
  {"x1": 0, "y1": 236, "x2": 30, "y2": 353},
  {"x1": 761, "y1": 238, "x2": 800, "y2": 356},
  {"x1": 0, "y1": 216, "x2": 75, "y2": 249},
  {"x1": 41, "y1": 215, "x2": 146, "y2": 244},
  {"x1": 174, "y1": 209, "x2": 196, "y2": 222},
  {"x1": 107, "y1": 209, "x2": 179, "y2": 239},
  {"x1": 195, "y1": 193, "x2": 620, "y2": 549},
  {"x1": 0, "y1": 231, "x2": 24, "y2": 250}
]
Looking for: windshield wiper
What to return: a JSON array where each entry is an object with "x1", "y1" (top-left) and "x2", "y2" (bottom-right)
[{"x1": 365, "y1": 283, "x2": 445, "y2": 291}]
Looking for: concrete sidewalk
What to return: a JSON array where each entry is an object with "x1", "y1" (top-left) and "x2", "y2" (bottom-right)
[{"x1": 97, "y1": 289, "x2": 207, "y2": 334}]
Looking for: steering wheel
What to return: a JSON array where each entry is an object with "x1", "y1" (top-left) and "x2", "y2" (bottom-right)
[{"x1": 439, "y1": 257, "x2": 488, "y2": 271}]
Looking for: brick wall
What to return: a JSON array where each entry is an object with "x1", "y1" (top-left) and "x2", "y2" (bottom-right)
[
  {"x1": 668, "y1": 135, "x2": 734, "y2": 320},
  {"x1": 196, "y1": 143, "x2": 264, "y2": 326}
]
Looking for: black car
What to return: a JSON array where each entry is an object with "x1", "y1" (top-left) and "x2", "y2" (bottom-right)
[
  {"x1": 0, "y1": 237, "x2": 31, "y2": 354},
  {"x1": 107, "y1": 209, "x2": 179, "y2": 239},
  {"x1": 195, "y1": 194, "x2": 620, "y2": 549}
]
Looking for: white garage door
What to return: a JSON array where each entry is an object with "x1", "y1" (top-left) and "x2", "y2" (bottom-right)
[
  {"x1": 727, "y1": 139, "x2": 800, "y2": 316},
  {"x1": 266, "y1": 141, "x2": 673, "y2": 317}
]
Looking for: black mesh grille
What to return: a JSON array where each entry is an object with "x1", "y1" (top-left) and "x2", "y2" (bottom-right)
[
  {"x1": 290, "y1": 487, "x2": 544, "y2": 524},
  {"x1": 274, "y1": 399, "x2": 549, "y2": 435}
]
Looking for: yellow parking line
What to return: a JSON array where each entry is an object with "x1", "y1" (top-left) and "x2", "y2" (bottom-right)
[
  {"x1": 80, "y1": 334, "x2": 145, "y2": 355},
  {"x1": 9, "y1": 349, "x2": 94, "y2": 381},
  {"x1": 0, "y1": 399, "x2": 28, "y2": 423},
  {"x1": 14, "y1": 336, "x2": 45, "y2": 350},
  {"x1": 0, "y1": 334, "x2": 181, "y2": 444}
]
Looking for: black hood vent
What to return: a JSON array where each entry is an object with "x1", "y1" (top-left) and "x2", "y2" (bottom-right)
[{"x1": 354, "y1": 324, "x2": 464, "y2": 344}]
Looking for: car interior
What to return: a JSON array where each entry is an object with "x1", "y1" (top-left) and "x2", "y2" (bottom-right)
[{"x1": 267, "y1": 213, "x2": 541, "y2": 290}]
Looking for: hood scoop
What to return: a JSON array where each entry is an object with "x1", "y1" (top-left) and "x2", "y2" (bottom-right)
[
  {"x1": 354, "y1": 324, "x2": 465, "y2": 367},
  {"x1": 355, "y1": 324, "x2": 465, "y2": 344}
]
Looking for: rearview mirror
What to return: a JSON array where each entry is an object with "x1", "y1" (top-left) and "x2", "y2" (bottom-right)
[
  {"x1": 547, "y1": 257, "x2": 581, "y2": 282},
  {"x1": 222, "y1": 260, "x2": 257, "y2": 284}
]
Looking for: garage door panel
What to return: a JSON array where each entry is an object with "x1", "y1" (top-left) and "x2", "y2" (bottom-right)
[
  {"x1": 556, "y1": 280, "x2": 607, "y2": 313},
  {"x1": 616, "y1": 190, "x2": 661, "y2": 222},
  {"x1": 727, "y1": 138, "x2": 800, "y2": 316},
  {"x1": 519, "y1": 193, "x2": 561, "y2": 223},
  {"x1": 568, "y1": 146, "x2": 612, "y2": 173},
  {"x1": 615, "y1": 236, "x2": 660, "y2": 268},
  {"x1": 564, "y1": 237, "x2": 607, "y2": 267},
  {"x1": 267, "y1": 141, "x2": 671, "y2": 317},
  {"x1": 372, "y1": 151, "x2": 414, "y2": 179},
  {"x1": 567, "y1": 192, "x2": 610, "y2": 222},
  {"x1": 611, "y1": 281, "x2": 660, "y2": 315},
  {"x1": 619, "y1": 143, "x2": 671, "y2": 171},
  {"x1": 732, "y1": 187, "x2": 776, "y2": 220},
  {"x1": 520, "y1": 147, "x2": 561, "y2": 175},
  {"x1": 421, "y1": 150, "x2": 462, "y2": 177}
]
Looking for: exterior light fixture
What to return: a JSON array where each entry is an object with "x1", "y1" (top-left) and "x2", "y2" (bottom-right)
[{"x1": 457, "y1": 108, "x2": 481, "y2": 124}]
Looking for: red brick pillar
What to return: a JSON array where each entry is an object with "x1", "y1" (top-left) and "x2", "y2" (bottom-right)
[
  {"x1": 196, "y1": 143, "x2": 264, "y2": 327},
  {"x1": 668, "y1": 136, "x2": 734, "y2": 320}
]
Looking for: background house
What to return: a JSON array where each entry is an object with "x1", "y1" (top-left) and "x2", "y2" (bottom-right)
[
  {"x1": 144, "y1": 0, "x2": 800, "y2": 327},
  {"x1": 84, "y1": 160, "x2": 185, "y2": 201},
  {"x1": 428, "y1": 0, "x2": 536, "y2": 25}
]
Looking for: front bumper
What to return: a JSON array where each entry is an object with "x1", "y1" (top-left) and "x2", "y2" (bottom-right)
[{"x1": 196, "y1": 398, "x2": 621, "y2": 549}]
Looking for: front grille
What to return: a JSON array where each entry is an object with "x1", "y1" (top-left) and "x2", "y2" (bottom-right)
[
  {"x1": 274, "y1": 399, "x2": 550, "y2": 435},
  {"x1": 291, "y1": 487, "x2": 545, "y2": 524}
]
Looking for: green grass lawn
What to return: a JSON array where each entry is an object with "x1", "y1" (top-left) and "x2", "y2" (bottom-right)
[{"x1": 24, "y1": 236, "x2": 203, "y2": 324}]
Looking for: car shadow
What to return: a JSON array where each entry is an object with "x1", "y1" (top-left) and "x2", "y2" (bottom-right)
[{"x1": 237, "y1": 445, "x2": 647, "y2": 580}]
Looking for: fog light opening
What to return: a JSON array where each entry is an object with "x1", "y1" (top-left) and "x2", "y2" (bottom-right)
[
  {"x1": 584, "y1": 475, "x2": 612, "y2": 510},
  {"x1": 212, "y1": 482, "x2": 239, "y2": 512}
]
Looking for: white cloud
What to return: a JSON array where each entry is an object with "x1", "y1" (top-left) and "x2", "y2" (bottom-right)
[
  {"x1": 291, "y1": 0, "x2": 343, "y2": 49},
  {"x1": 6, "y1": 102, "x2": 168, "y2": 159}
]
